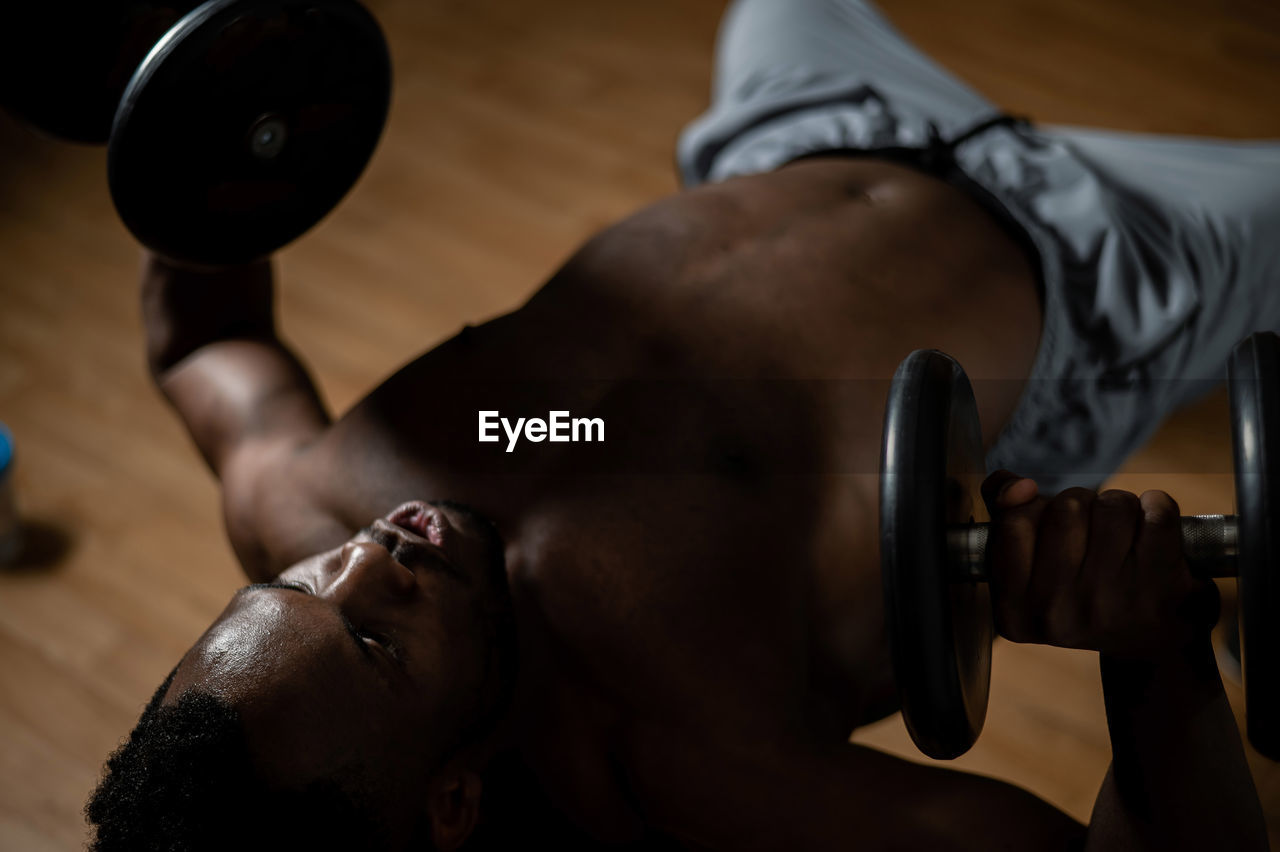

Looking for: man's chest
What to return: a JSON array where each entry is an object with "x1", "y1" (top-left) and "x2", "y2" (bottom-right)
[{"x1": 299, "y1": 361, "x2": 889, "y2": 708}]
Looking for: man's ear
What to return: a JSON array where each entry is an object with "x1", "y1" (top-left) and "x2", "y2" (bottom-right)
[{"x1": 427, "y1": 768, "x2": 483, "y2": 851}]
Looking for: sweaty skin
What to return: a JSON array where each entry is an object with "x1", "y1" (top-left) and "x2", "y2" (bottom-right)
[{"x1": 144, "y1": 156, "x2": 1260, "y2": 849}]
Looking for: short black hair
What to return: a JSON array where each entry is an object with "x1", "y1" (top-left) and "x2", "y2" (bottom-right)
[{"x1": 85, "y1": 672, "x2": 406, "y2": 851}]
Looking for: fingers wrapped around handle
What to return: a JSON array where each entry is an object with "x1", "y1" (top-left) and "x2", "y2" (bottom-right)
[{"x1": 981, "y1": 474, "x2": 1218, "y2": 659}]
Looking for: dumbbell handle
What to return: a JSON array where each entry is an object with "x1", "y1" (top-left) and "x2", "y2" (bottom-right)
[{"x1": 947, "y1": 514, "x2": 1238, "y2": 581}]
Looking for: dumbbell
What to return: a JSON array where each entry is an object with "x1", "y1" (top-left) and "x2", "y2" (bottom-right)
[
  {"x1": 879, "y1": 331, "x2": 1280, "y2": 761},
  {"x1": 0, "y1": 0, "x2": 390, "y2": 266}
]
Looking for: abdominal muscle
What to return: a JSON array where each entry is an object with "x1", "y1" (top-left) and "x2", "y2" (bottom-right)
[{"x1": 723, "y1": 155, "x2": 1046, "y2": 734}]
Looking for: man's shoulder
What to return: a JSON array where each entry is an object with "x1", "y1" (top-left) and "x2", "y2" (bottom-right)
[{"x1": 220, "y1": 436, "x2": 351, "y2": 581}]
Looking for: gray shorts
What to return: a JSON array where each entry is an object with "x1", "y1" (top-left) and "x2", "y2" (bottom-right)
[{"x1": 677, "y1": 0, "x2": 1280, "y2": 491}]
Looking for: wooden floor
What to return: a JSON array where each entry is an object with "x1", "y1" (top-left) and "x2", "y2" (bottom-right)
[{"x1": 1, "y1": 0, "x2": 1278, "y2": 847}]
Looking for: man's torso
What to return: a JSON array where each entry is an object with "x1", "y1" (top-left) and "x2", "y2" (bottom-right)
[{"x1": 245, "y1": 156, "x2": 1043, "y2": 835}]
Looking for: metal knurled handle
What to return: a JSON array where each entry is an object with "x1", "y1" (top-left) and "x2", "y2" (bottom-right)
[{"x1": 947, "y1": 515, "x2": 1238, "y2": 582}]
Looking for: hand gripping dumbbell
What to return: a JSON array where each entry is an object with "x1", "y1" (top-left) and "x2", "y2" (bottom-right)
[
  {"x1": 0, "y1": 0, "x2": 391, "y2": 266},
  {"x1": 879, "y1": 331, "x2": 1279, "y2": 761}
]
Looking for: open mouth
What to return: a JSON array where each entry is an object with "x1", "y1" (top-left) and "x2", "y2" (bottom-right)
[{"x1": 379, "y1": 502, "x2": 465, "y2": 579}]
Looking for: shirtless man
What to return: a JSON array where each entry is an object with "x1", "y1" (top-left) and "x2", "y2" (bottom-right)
[{"x1": 86, "y1": 0, "x2": 1278, "y2": 849}]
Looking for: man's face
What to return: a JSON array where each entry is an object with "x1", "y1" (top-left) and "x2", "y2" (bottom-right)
[{"x1": 163, "y1": 501, "x2": 513, "y2": 846}]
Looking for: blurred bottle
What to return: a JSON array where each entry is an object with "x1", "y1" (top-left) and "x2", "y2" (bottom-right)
[{"x1": 0, "y1": 422, "x2": 20, "y2": 564}]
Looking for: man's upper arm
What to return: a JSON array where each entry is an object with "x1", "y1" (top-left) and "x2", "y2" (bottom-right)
[
  {"x1": 784, "y1": 744, "x2": 1087, "y2": 850},
  {"x1": 623, "y1": 724, "x2": 1085, "y2": 851}
]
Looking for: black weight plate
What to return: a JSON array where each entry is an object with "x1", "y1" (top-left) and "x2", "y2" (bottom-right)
[
  {"x1": 881, "y1": 349, "x2": 993, "y2": 760},
  {"x1": 108, "y1": 0, "x2": 391, "y2": 265},
  {"x1": 1228, "y1": 331, "x2": 1280, "y2": 761},
  {"x1": 0, "y1": 2, "x2": 202, "y2": 143}
]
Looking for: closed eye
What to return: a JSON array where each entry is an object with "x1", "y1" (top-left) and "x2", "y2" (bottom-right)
[
  {"x1": 241, "y1": 581, "x2": 403, "y2": 666},
  {"x1": 347, "y1": 621, "x2": 403, "y2": 663}
]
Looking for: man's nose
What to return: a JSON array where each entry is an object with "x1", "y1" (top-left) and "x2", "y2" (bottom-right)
[{"x1": 325, "y1": 538, "x2": 418, "y2": 604}]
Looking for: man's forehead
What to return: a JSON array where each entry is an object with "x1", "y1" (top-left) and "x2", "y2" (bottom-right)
[
  {"x1": 164, "y1": 588, "x2": 386, "y2": 788},
  {"x1": 166, "y1": 588, "x2": 313, "y2": 704}
]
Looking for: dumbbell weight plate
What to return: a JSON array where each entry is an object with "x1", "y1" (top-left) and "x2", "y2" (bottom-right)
[
  {"x1": 0, "y1": 2, "x2": 203, "y2": 143},
  {"x1": 880, "y1": 349, "x2": 993, "y2": 760},
  {"x1": 108, "y1": 0, "x2": 391, "y2": 266},
  {"x1": 1229, "y1": 331, "x2": 1280, "y2": 761}
]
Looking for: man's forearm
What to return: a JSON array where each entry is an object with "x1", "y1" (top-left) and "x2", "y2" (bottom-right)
[
  {"x1": 1087, "y1": 640, "x2": 1267, "y2": 851},
  {"x1": 140, "y1": 254, "x2": 329, "y2": 476}
]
